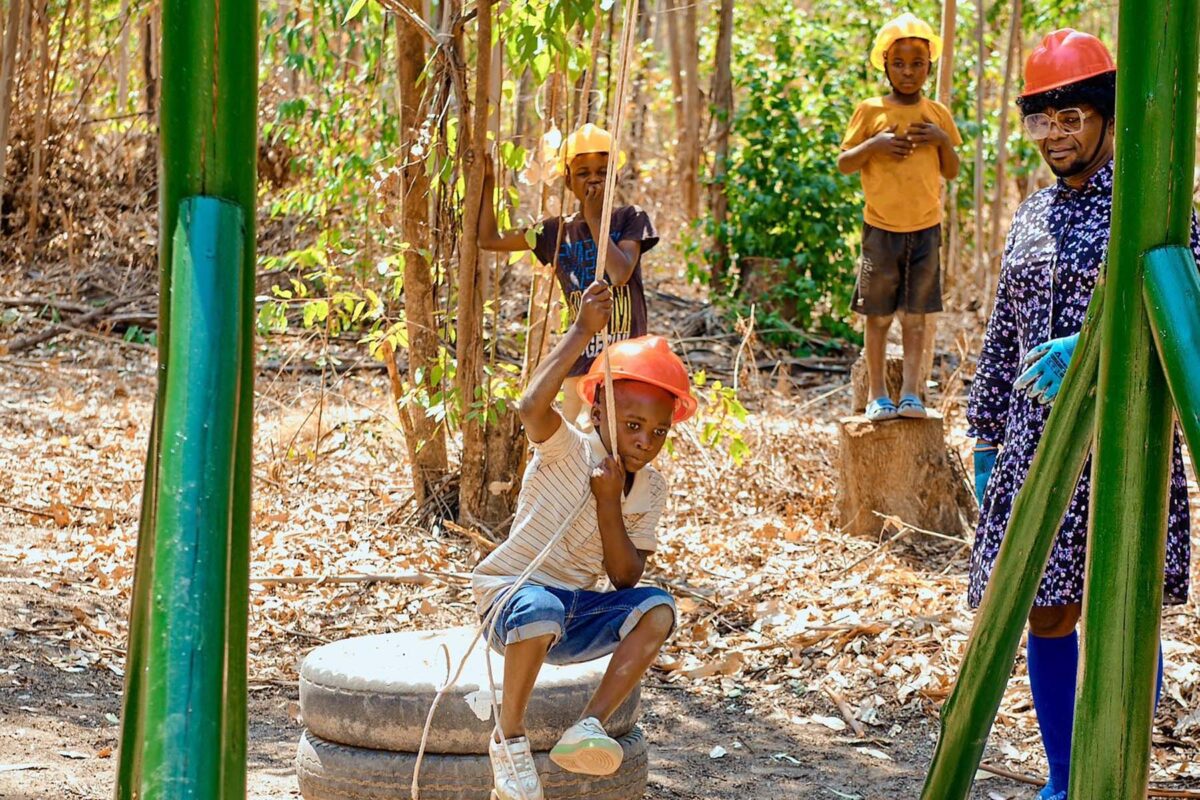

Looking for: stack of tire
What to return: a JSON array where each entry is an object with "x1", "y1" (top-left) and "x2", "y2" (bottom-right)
[{"x1": 296, "y1": 627, "x2": 649, "y2": 799}]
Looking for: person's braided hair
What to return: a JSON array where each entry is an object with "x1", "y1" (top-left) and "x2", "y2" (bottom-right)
[{"x1": 1016, "y1": 71, "x2": 1116, "y2": 120}]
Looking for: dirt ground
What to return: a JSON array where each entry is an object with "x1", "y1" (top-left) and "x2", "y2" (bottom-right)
[
  {"x1": 0, "y1": 564, "x2": 974, "y2": 800},
  {"x1": 2, "y1": 310, "x2": 1197, "y2": 800}
]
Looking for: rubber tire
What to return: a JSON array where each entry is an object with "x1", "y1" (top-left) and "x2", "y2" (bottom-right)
[
  {"x1": 296, "y1": 727, "x2": 649, "y2": 800},
  {"x1": 299, "y1": 628, "x2": 640, "y2": 754}
]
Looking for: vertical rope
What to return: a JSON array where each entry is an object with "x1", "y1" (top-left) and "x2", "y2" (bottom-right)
[{"x1": 594, "y1": 0, "x2": 639, "y2": 456}]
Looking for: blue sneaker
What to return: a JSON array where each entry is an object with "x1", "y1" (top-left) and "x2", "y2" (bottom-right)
[
  {"x1": 897, "y1": 393, "x2": 928, "y2": 419},
  {"x1": 1037, "y1": 783, "x2": 1065, "y2": 800},
  {"x1": 865, "y1": 396, "x2": 899, "y2": 422}
]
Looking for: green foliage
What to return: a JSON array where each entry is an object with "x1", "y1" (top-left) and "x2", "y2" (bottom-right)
[
  {"x1": 706, "y1": 4, "x2": 868, "y2": 345},
  {"x1": 688, "y1": 370, "x2": 751, "y2": 467}
]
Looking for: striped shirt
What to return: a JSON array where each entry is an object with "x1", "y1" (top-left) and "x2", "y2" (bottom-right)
[{"x1": 472, "y1": 420, "x2": 667, "y2": 613}]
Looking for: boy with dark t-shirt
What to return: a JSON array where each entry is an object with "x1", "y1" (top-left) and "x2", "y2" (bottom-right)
[{"x1": 479, "y1": 123, "x2": 658, "y2": 424}]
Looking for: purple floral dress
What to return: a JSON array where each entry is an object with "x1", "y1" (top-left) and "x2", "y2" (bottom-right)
[{"x1": 967, "y1": 159, "x2": 1198, "y2": 608}]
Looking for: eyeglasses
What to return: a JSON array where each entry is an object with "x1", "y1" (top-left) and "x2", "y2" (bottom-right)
[{"x1": 1023, "y1": 107, "x2": 1091, "y2": 140}]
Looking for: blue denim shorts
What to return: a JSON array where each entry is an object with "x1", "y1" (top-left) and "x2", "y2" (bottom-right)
[{"x1": 484, "y1": 584, "x2": 676, "y2": 665}]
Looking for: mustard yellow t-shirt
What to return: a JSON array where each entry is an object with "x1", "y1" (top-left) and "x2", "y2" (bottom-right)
[{"x1": 841, "y1": 96, "x2": 963, "y2": 233}]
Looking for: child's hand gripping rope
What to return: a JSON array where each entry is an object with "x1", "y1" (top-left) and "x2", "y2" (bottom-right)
[{"x1": 1014, "y1": 333, "x2": 1079, "y2": 405}]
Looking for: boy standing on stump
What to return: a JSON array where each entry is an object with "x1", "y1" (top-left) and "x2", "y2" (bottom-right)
[
  {"x1": 472, "y1": 282, "x2": 696, "y2": 800},
  {"x1": 838, "y1": 13, "x2": 961, "y2": 421}
]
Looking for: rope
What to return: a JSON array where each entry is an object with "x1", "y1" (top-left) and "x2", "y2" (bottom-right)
[
  {"x1": 410, "y1": 3, "x2": 640, "y2": 796},
  {"x1": 593, "y1": 0, "x2": 639, "y2": 452}
]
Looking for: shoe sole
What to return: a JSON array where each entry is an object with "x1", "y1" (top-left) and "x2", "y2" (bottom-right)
[
  {"x1": 897, "y1": 407, "x2": 927, "y2": 418},
  {"x1": 491, "y1": 788, "x2": 544, "y2": 800},
  {"x1": 549, "y1": 739, "x2": 624, "y2": 776}
]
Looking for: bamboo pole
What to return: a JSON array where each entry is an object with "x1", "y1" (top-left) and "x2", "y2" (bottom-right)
[
  {"x1": 115, "y1": 0, "x2": 258, "y2": 795},
  {"x1": 1070, "y1": 2, "x2": 1200, "y2": 794},
  {"x1": 1144, "y1": 246, "x2": 1200, "y2": 464},
  {"x1": 920, "y1": 289, "x2": 1104, "y2": 800},
  {"x1": 140, "y1": 197, "x2": 246, "y2": 798}
]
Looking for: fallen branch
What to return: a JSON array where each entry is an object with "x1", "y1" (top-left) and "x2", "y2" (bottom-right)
[
  {"x1": 0, "y1": 295, "x2": 92, "y2": 313},
  {"x1": 250, "y1": 571, "x2": 470, "y2": 587},
  {"x1": 976, "y1": 762, "x2": 1041, "y2": 786},
  {"x1": 3, "y1": 294, "x2": 147, "y2": 353},
  {"x1": 443, "y1": 519, "x2": 498, "y2": 552},
  {"x1": 257, "y1": 359, "x2": 389, "y2": 375},
  {"x1": 824, "y1": 686, "x2": 866, "y2": 738}
]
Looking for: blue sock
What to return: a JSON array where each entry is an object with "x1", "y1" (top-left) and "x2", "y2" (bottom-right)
[
  {"x1": 1028, "y1": 631, "x2": 1078, "y2": 794},
  {"x1": 1028, "y1": 635, "x2": 1165, "y2": 797}
]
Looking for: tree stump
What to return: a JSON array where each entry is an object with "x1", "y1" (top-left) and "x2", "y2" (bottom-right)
[
  {"x1": 840, "y1": 349, "x2": 974, "y2": 536},
  {"x1": 836, "y1": 412, "x2": 977, "y2": 537}
]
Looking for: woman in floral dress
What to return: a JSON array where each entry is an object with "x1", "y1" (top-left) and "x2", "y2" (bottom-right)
[{"x1": 967, "y1": 29, "x2": 1199, "y2": 800}]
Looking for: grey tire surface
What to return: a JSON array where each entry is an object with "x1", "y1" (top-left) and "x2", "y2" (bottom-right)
[
  {"x1": 296, "y1": 727, "x2": 649, "y2": 800},
  {"x1": 299, "y1": 628, "x2": 640, "y2": 754}
]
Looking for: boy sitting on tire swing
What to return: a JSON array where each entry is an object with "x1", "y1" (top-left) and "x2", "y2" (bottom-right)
[{"x1": 472, "y1": 282, "x2": 695, "y2": 800}]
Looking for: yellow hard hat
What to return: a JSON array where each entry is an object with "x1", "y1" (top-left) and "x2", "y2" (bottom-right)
[
  {"x1": 870, "y1": 13, "x2": 942, "y2": 71},
  {"x1": 548, "y1": 123, "x2": 628, "y2": 179}
]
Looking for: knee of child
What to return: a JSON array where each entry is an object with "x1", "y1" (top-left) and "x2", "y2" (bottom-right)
[
  {"x1": 1028, "y1": 604, "x2": 1081, "y2": 638},
  {"x1": 867, "y1": 313, "x2": 895, "y2": 330},
  {"x1": 898, "y1": 310, "x2": 926, "y2": 331},
  {"x1": 641, "y1": 603, "x2": 676, "y2": 642}
]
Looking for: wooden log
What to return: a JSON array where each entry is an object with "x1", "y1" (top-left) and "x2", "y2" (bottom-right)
[
  {"x1": 849, "y1": 350, "x2": 905, "y2": 413},
  {"x1": 835, "y1": 412, "x2": 976, "y2": 538}
]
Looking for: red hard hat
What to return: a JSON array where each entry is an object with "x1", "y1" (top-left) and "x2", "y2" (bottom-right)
[
  {"x1": 1021, "y1": 29, "x2": 1115, "y2": 97},
  {"x1": 577, "y1": 336, "x2": 698, "y2": 424}
]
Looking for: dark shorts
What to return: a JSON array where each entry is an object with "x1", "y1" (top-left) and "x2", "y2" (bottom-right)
[{"x1": 852, "y1": 223, "x2": 943, "y2": 316}]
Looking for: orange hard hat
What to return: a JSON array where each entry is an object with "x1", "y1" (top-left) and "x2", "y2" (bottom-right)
[
  {"x1": 1021, "y1": 29, "x2": 1115, "y2": 97},
  {"x1": 577, "y1": 336, "x2": 698, "y2": 424}
]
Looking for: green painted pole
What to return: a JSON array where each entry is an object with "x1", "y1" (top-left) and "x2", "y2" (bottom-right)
[
  {"x1": 114, "y1": 0, "x2": 258, "y2": 795},
  {"x1": 1070, "y1": 1, "x2": 1200, "y2": 796},
  {"x1": 919, "y1": 290, "x2": 1103, "y2": 800},
  {"x1": 1145, "y1": 246, "x2": 1200, "y2": 463},
  {"x1": 140, "y1": 197, "x2": 246, "y2": 798}
]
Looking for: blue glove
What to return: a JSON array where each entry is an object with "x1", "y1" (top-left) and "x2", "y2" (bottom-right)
[
  {"x1": 973, "y1": 444, "x2": 998, "y2": 506},
  {"x1": 1014, "y1": 333, "x2": 1079, "y2": 405}
]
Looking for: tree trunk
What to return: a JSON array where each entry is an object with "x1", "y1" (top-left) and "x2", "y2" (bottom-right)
[
  {"x1": 663, "y1": 0, "x2": 684, "y2": 180},
  {"x1": 117, "y1": 0, "x2": 131, "y2": 111},
  {"x1": 78, "y1": 0, "x2": 92, "y2": 109},
  {"x1": 396, "y1": 0, "x2": 448, "y2": 505},
  {"x1": 679, "y1": 0, "x2": 700, "y2": 219},
  {"x1": 971, "y1": 0, "x2": 985, "y2": 292},
  {"x1": 986, "y1": 0, "x2": 1020, "y2": 314},
  {"x1": 708, "y1": 0, "x2": 733, "y2": 289},
  {"x1": 578, "y1": 4, "x2": 603, "y2": 123},
  {"x1": 626, "y1": 0, "x2": 652, "y2": 180},
  {"x1": 601, "y1": 2, "x2": 615, "y2": 124},
  {"x1": 455, "y1": 0, "x2": 492, "y2": 525},
  {"x1": 0, "y1": 0, "x2": 25, "y2": 204},
  {"x1": 481, "y1": 27, "x2": 519, "y2": 526},
  {"x1": 142, "y1": 4, "x2": 158, "y2": 119},
  {"x1": 26, "y1": 0, "x2": 49, "y2": 245},
  {"x1": 921, "y1": 0, "x2": 957, "y2": 392}
]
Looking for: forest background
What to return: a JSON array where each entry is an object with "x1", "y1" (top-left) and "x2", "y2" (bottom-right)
[{"x1": 3, "y1": 0, "x2": 1200, "y2": 798}]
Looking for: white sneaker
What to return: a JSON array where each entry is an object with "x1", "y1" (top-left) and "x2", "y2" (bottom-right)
[
  {"x1": 549, "y1": 716, "x2": 623, "y2": 776},
  {"x1": 489, "y1": 733, "x2": 544, "y2": 800}
]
